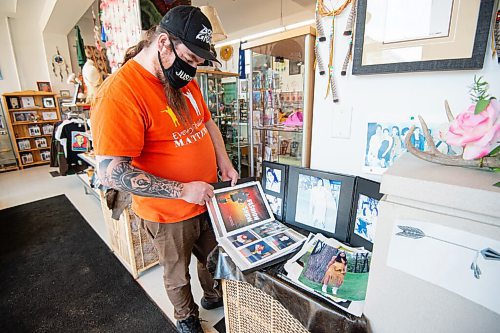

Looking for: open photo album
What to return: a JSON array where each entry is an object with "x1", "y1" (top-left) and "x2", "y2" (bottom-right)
[{"x1": 206, "y1": 181, "x2": 307, "y2": 272}]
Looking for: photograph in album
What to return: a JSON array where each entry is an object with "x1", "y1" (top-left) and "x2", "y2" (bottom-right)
[
  {"x1": 353, "y1": 194, "x2": 379, "y2": 243},
  {"x1": 285, "y1": 167, "x2": 355, "y2": 241},
  {"x1": 214, "y1": 182, "x2": 272, "y2": 233},
  {"x1": 228, "y1": 230, "x2": 258, "y2": 248},
  {"x1": 239, "y1": 240, "x2": 277, "y2": 263},
  {"x1": 295, "y1": 174, "x2": 341, "y2": 234}
]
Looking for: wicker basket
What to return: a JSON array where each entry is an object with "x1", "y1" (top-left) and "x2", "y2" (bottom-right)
[
  {"x1": 222, "y1": 279, "x2": 309, "y2": 333},
  {"x1": 99, "y1": 191, "x2": 158, "y2": 278}
]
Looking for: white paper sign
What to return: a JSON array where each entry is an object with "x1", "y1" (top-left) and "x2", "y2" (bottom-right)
[{"x1": 387, "y1": 219, "x2": 500, "y2": 315}]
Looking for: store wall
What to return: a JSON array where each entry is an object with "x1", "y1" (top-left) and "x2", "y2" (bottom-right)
[
  {"x1": 0, "y1": 16, "x2": 21, "y2": 94},
  {"x1": 43, "y1": 32, "x2": 75, "y2": 93},
  {"x1": 310, "y1": 9, "x2": 500, "y2": 182},
  {"x1": 7, "y1": 0, "x2": 52, "y2": 91}
]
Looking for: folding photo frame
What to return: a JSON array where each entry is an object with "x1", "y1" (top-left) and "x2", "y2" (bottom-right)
[
  {"x1": 348, "y1": 177, "x2": 383, "y2": 251},
  {"x1": 285, "y1": 166, "x2": 356, "y2": 242},
  {"x1": 261, "y1": 161, "x2": 288, "y2": 221}
]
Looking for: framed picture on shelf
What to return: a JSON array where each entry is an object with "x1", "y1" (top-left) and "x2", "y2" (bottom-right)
[
  {"x1": 285, "y1": 167, "x2": 356, "y2": 242},
  {"x1": 40, "y1": 150, "x2": 51, "y2": 161},
  {"x1": 42, "y1": 111, "x2": 57, "y2": 120},
  {"x1": 35, "y1": 137, "x2": 47, "y2": 148},
  {"x1": 37, "y1": 81, "x2": 52, "y2": 92},
  {"x1": 18, "y1": 139, "x2": 31, "y2": 151},
  {"x1": 348, "y1": 177, "x2": 382, "y2": 252},
  {"x1": 261, "y1": 161, "x2": 288, "y2": 221},
  {"x1": 7, "y1": 96, "x2": 21, "y2": 109},
  {"x1": 42, "y1": 123, "x2": 54, "y2": 135},
  {"x1": 13, "y1": 111, "x2": 37, "y2": 122},
  {"x1": 20, "y1": 96, "x2": 35, "y2": 108},
  {"x1": 42, "y1": 97, "x2": 55, "y2": 108},
  {"x1": 21, "y1": 153, "x2": 34, "y2": 165},
  {"x1": 59, "y1": 89, "x2": 71, "y2": 98},
  {"x1": 28, "y1": 125, "x2": 41, "y2": 136}
]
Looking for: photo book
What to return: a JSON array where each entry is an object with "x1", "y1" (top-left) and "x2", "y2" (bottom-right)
[
  {"x1": 281, "y1": 233, "x2": 371, "y2": 317},
  {"x1": 206, "y1": 181, "x2": 307, "y2": 272}
]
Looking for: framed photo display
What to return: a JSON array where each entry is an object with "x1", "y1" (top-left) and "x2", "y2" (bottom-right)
[
  {"x1": 20, "y1": 96, "x2": 35, "y2": 108},
  {"x1": 21, "y1": 153, "x2": 33, "y2": 165},
  {"x1": 35, "y1": 137, "x2": 47, "y2": 148},
  {"x1": 42, "y1": 111, "x2": 57, "y2": 120},
  {"x1": 37, "y1": 81, "x2": 52, "y2": 92},
  {"x1": 13, "y1": 111, "x2": 37, "y2": 122},
  {"x1": 42, "y1": 123, "x2": 54, "y2": 135},
  {"x1": 28, "y1": 125, "x2": 41, "y2": 136},
  {"x1": 7, "y1": 96, "x2": 20, "y2": 109},
  {"x1": 348, "y1": 177, "x2": 382, "y2": 252},
  {"x1": 42, "y1": 97, "x2": 55, "y2": 108},
  {"x1": 18, "y1": 139, "x2": 31, "y2": 151},
  {"x1": 40, "y1": 150, "x2": 51, "y2": 161},
  {"x1": 261, "y1": 161, "x2": 288, "y2": 221},
  {"x1": 285, "y1": 167, "x2": 356, "y2": 242}
]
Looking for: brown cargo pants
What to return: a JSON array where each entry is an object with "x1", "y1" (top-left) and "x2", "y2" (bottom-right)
[{"x1": 142, "y1": 212, "x2": 221, "y2": 320}]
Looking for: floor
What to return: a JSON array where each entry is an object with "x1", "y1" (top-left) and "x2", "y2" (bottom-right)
[{"x1": 0, "y1": 165, "x2": 224, "y2": 332}]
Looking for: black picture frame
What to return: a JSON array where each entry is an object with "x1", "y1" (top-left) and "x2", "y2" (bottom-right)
[
  {"x1": 285, "y1": 166, "x2": 355, "y2": 242},
  {"x1": 261, "y1": 161, "x2": 288, "y2": 221},
  {"x1": 348, "y1": 177, "x2": 383, "y2": 252},
  {"x1": 7, "y1": 96, "x2": 20, "y2": 109},
  {"x1": 352, "y1": 0, "x2": 495, "y2": 75}
]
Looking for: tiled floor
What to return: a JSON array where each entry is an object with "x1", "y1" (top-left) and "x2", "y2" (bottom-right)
[{"x1": 0, "y1": 165, "x2": 224, "y2": 332}]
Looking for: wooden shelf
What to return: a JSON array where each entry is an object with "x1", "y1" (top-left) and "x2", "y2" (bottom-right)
[
  {"x1": 3, "y1": 91, "x2": 56, "y2": 97},
  {"x1": 0, "y1": 165, "x2": 19, "y2": 172},
  {"x1": 15, "y1": 135, "x2": 53, "y2": 140},
  {"x1": 19, "y1": 147, "x2": 49, "y2": 152},
  {"x1": 20, "y1": 160, "x2": 50, "y2": 167},
  {"x1": 12, "y1": 120, "x2": 59, "y2": 125},
  {"x1": 8, "y1": 107, "x2": 57, "y2": 112}
]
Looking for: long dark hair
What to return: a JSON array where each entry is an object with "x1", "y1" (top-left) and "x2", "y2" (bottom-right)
[{"x1": 121, "y1": 25, "x2": 190, "y2": 127}]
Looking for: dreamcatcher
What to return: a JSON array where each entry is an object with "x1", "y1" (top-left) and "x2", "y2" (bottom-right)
[{"x1": 52, "y1": 47, "x2": 70, "y2": 82}]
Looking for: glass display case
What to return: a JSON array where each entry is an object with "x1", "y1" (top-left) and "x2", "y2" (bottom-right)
[
  {"x1": 243, "y1": 26, "x2": 316, "y2": 177},
  {"x1": 196, "y1": 69, "x2": 249, "y2": 176}
]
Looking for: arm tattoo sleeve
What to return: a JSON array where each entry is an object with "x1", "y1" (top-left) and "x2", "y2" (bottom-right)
[{"x1": 98, "y1": 157, "x2": 184, "y2": 199}]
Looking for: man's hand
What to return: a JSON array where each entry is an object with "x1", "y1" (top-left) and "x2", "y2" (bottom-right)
[
  {"x1": 181, "y1": 181, "x2": 215, "y2": 205},
  {"x1": 220, "y1": 165, "x2": 239, "y2": 187}
]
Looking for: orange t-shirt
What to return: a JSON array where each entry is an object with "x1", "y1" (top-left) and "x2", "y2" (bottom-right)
[{"x1": 91, "y1": 60, "x2": 217, "y2": 223}]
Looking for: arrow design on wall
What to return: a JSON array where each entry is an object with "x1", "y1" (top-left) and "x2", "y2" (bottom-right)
[{"x1": 396, "y1": 225, "x2": 500, "y2": 279}]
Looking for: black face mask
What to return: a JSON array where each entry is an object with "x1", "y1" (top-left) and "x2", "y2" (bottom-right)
[{"x1": 158, "y1": 41, "x2": 197, "y2": 90}]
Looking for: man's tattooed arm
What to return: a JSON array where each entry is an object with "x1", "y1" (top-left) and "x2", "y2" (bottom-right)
[{"x1": 96, "y1": 155, "x2": 184, "y2": 199}]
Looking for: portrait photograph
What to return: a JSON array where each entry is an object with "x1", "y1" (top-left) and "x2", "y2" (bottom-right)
[
  {"x1": 268, "y1": 231, "x2": 299, "y2": 250},
  {"x1": 37, "y1": 81, "x2": 52, "y2": 92},
  {"x1": 265, "y1": 193, "x2": 282, "y2": 217},
  {"x1": 353, "y1": 194, "x2": 380, "y2": 243},
  {"x1": 8, "y1": 97, "x2": 20, "y2": 109},
  {"x1": 294, "y1": 174, "x2": 342, "y2": 233},
  {"x1": 28, "y1": 125, "x2": 41, "y2": 136},
  {"x1": 239, "y1": 240, "x2": 276, "y2": 264},
  {"x1": 42, "y1": 97, "x2": 55, "y2": 108},
  {"x1": 20, "y1": 96, "x2": 35, "y2": 108},
  {"x1": 228, "y1": 230, "x2": 258, "y2": 248},
  {"x1": 264, "y1": 167, "x2": 282, "y2": 193}
]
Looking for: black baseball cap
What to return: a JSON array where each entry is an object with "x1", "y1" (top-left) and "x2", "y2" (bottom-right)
[{"x1": 160, "y1": 6, "x2": 221, "y2": 65}]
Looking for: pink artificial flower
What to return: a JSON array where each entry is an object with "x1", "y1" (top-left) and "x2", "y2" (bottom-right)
[{"x1": 446, "y1": 99, "x2": 500, "y2": 160}]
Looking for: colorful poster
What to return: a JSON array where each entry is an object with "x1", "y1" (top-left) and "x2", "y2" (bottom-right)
[
  {"x1": 214, "y1": 183, "x2": 272, "y2": 233},
  {"x1": 353, "y1": 194, "x2": 380, "y2": 243}
]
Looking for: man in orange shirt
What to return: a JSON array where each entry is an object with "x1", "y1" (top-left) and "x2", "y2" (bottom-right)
[{"x1": 91, "y1": 6, "x2": 238, "y2": 333}]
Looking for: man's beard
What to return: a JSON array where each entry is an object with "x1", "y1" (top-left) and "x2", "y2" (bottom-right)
[{"x1": 155, "y1": 68, "x2": 191, "y2": 127}]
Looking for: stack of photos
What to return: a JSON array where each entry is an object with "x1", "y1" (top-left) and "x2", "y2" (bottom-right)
[
  {"x1": 18, "y1": 139, "x2": 31, "y2": 151},
  {"x1": 282, "y1": 233, "x2": 371, "y2": 317},
  {"x1": 206, "y1": 181, "x2": 307, "y2": 272},
  {"x1": 261, "y1": 161, "x2": 287, "y2": 221},
  {"x1": 364, "y1": 121, "x2": 462, "y2": 174}
]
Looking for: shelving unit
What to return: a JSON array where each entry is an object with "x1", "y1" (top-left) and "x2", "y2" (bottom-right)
[
  {"x1": 0, "y1": 102, "x2": 18, "y2": 172},
  {"x1": 196, "y1": 69, "x2": 249, "y2": 175},
  {"x1": 243, "y1": 26, "x2": 316, "y2": 177},
  {"x1": 2, "y1": 91, "x2": 61, "y2": 169}
]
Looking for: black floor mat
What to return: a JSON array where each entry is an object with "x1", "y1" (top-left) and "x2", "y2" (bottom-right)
[
  {"x1": 0, "y1": 195, "x2": 177, "y2": 332},
  {"x1": 214, "y1": 317, "x2": 226, "y2": 333}
]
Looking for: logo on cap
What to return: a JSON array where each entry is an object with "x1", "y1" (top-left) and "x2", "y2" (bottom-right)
[
  {"x1": 195, "y1": 25, "x2": 212, "y2": 44},
  {"x1": 176, "y1": 70, "x2": 192, "y2": 82}
]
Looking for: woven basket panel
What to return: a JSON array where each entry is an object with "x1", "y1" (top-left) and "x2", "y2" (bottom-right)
[
  {"x1": 128, "y1": 210, "x2": 159, "y2": 270},
  {"x1": 224, "y1": 280, "x2": 309, "y2": 333}
]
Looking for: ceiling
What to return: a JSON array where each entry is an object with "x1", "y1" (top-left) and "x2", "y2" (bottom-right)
[{"x1": 191, "y1": 0, "x2": 315, "y2": 39}]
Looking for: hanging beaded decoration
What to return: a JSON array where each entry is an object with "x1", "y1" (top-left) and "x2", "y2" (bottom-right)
[
  {"x1": 316, "y1": 0, "x2": 353, "y2": 103},
  {"x1": 341, "y1": 0, "x2": 357, "y2": 76},
  {"x1": 51, "y1": 47, "x2": 70, "y2": 82}
]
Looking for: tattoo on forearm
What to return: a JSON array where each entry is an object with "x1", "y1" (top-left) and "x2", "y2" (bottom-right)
[{"x1": 98, "y1": 157, "x2": 183, "y2": 199}]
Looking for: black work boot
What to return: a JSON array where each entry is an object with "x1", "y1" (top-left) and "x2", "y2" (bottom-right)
[
  {"x1": 200, "y1": 297, "x2": 224, "y2": 310},
  {"x1": 176, "y1": 315, "x2": 204, "y2": 333}
]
